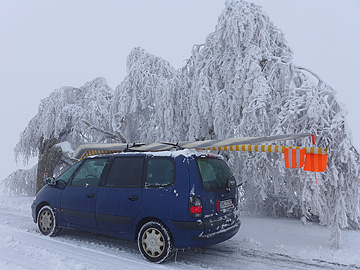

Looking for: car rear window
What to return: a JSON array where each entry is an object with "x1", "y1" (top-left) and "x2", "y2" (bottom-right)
[{"x1": 196, "y1": 157, "x2": 234, "y2": 191}]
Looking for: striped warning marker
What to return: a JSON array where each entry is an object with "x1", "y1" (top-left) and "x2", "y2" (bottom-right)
[
  {"x1": 200, "y1": 144, "x2": 327, "y2": 155},
  {"x1": 81, "y1": 149, "x2": 120, "y2": 159},
  {"x1": 284, "y1": 148, "x2": 305, "y2": 169}
]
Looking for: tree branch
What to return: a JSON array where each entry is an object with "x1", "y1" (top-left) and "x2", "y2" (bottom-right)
[
  {"x1": 297, "y1": 66, "x2": 323, "y2": 87},
  {"x1": 82, "y1": 120, "x2": 127, "y2": 143}
]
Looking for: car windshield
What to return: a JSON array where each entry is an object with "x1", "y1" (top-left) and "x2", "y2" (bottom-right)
[{"x1": 197, "y1": 157, "x2": 234, "y2": 191}]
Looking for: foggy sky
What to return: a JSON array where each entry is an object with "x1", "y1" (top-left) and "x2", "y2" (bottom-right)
[{"x1": 0, "y1": 0, "x2": 359, "y2": 182}]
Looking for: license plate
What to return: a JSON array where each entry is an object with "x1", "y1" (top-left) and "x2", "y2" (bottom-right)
[{"x1": 220, "y1": 199, "x2": 233, "y2": 210}]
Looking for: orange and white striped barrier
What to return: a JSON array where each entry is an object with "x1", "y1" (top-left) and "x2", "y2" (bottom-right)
[
  {"x1": 200, "y1": 144, "x2": 327, "y2": 155},
  {"x1": 200, "y1": 144, "x2": 327, "y2": 172}
]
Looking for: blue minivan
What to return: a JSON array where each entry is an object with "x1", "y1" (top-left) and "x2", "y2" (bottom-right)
[{"x1": 31, "y1": 149, "x2": 241, "y2": 263}]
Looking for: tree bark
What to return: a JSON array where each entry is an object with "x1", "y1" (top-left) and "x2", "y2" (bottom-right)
[{"x1": 35, "y1": 136, "x2": 63, "y2": 194}]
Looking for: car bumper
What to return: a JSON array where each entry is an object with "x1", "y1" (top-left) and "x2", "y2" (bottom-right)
[
  {"x1": 190, "y1": 221, "x2": 240, "y2": 242},
  {"x1": 168, "y1": 212, "x2": 241, "y2": 249}
]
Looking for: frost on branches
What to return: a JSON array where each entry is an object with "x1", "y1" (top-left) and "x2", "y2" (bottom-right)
[
  {"x1": 1, "y1": 165, "x2": 37, "y2": 196},
  {"x1": 9, "y1": 0, "x2": 360, "y2": 248},
  {"x1": 12, "y1": 77, "x2": 115, "y2": 193},
  {"x1": 274, "y1": 72, "x2": 360, "y2": 248},
  {"x1": 15, "y1": 77, "x2": 113, "y2": 163},
  {"x1": 110, "y1": 47, "x2": 186, "y2": 143}
]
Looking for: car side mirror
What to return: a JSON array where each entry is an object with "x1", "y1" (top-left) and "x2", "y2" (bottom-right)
[{"x1": 44, "y1": 177, "x2": 56, "y2": 185}]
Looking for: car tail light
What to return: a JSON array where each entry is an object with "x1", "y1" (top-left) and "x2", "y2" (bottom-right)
[
  {"x1": 188, "y1": 195, "x2": 202, "y2": 218},
  {"x1": 216, "y1": 201, "x2": 220, "y2": 212},
  {"x1": 190, "y1": 206, "x2": 202, "y2": 213}
]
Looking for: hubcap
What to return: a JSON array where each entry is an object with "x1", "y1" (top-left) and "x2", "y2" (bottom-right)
[
  {"x1": 39, "y1": 209, "x2": 53, "y2": 233},
  {"x1": 142, "y1": 228, "x2": 165, "y2": 258}
]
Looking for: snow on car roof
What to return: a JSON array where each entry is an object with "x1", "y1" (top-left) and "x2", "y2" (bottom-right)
[{"x1": 84, "y1": 148, "x2": 222, "y2": 159}]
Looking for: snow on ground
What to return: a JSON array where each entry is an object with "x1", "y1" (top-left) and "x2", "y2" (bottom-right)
[
  {"x1": 0, "y1": 193, "x2": 360, "y2": 269},
  {"x1": 239, "y1": 217, "x2": 360, "y2": 267}
]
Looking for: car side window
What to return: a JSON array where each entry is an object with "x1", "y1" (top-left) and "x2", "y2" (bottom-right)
[
  {"x1": 105, "y1": 157, "x2": 144, "y2": 188},
  {"x1": 145, "y1": 158, "x2": 175, "y2": 187},
  {"x1": 71, "y1": 158, "x2": 108, "y2": 187},
  {"x1": 56, "y1": 162, "x2": 81, "y2": 184}
]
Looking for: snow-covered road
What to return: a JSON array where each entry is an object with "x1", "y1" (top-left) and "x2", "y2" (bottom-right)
[{"x1": 0, "y1": 196, "x2": 359, "y2": 270}]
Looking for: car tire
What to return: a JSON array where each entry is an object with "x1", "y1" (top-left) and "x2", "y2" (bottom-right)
[
  {"x1": 37, "y1": 205, "x2": 61, "y2": 237},
  {"x1": 137, "y1": 221, "x2": 174, "y2": 263}
]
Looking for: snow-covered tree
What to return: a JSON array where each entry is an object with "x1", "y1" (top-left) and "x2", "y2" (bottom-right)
[
  {"x1": 177, "y1": 0, "x2": 360, "y2": 248},
  {"x1": 14, "y1": 77, "x2": 114, "y2": 193},
  {"x1": 275, "y1": 69, "x2": 360, "y2": 248},
  {"x1": 16, "y1": 77, "x2": 114, "y2": 162},
  {"x1": 111, "y1": 47, "x2": 185, "y2": 143},
  {"x1": 181, "y1": 0, "x2": 294, "y2": 213},
  {"x1": 2, "y1": 165, "x2": 37, "y2": 196}
]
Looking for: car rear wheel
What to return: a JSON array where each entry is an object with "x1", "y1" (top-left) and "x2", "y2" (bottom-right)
[
  {"x1": 137, "y1": 221, "x2": 173, "y2": 263},
  {"x1": 37, "y1": 205, "x2": 61, "y2": 237}
]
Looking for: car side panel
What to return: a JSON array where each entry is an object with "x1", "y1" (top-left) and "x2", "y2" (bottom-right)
[
  {"x1": 96, "y1": 187, "x2": 142, "y2": 233},
  {"x1": 31, "y1": 185, "x2": 63, "y2": 222},
  {"x1": 60, "y1": 186, "x2": 99, "y2": 228},
  {"x1": 135, "y1": 155, "x2": 190, "y2": 235}
]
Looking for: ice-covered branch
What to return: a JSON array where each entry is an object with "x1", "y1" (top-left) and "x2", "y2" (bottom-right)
[{"x1": 82, "y1": 119, "x2": 126, "y2": 142}]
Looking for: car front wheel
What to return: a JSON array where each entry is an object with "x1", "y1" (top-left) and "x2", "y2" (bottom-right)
[
  {"x1": 37, "y1": 205, "x2": 60, "y2": 237},
  {"x1": 137, "y1": 221, "x2": 173, "y2": 263}
]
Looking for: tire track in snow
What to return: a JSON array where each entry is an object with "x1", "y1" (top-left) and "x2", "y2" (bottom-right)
[{"x1": 1, "y1": 204, "x2": 358, "y2": 270}]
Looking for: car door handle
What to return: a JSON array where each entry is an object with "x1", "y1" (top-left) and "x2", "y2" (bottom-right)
[
  {"x1": 87, "y1": 193, "x2": 95, "y2": 198},
  {"x1": 128, "y1": 195, "x2": 139, "y2": 201}
]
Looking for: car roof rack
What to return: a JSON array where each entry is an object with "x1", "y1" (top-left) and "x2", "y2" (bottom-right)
[{"x1": 72, "y1": 133, "x2": 320, "y2": 160}]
